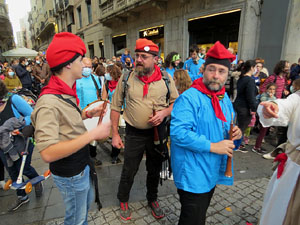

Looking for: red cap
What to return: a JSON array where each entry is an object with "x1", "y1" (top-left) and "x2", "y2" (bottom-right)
[
  {"x1": 46, "y1": 32, "x2": 86, "y2": 70},
  {"x1": 205, "y1": 41, "x2": 236, "y2": 62},
  {"x1": 135, "y1": 38, "x2": 159, "y2": 56}
]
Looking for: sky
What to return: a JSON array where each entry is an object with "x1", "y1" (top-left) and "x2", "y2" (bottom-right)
[{"x1": 6, "y1": 0, "x2": 31, "y2": 45}]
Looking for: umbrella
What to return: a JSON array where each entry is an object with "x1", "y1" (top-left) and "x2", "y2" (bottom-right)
[{"x1": 2, "y1": 47, "x2": 38, "y2": 58}]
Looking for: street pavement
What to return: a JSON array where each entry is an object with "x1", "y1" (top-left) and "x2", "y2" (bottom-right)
[{"x1": 0, "y1": 132, "x2": 276, "y2": 225}]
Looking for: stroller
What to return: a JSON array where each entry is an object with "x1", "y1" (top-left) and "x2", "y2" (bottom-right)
[
  {"x1": 2, "y1": 125, "x2": 50, "y2": 194},
  {"x1": 16, "y1": 88, "x2": 37, "y2": 107}
]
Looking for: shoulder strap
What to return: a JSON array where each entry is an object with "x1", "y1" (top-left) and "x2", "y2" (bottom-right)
[
  {"x1": 161, "y1": 71, "x2": 170, "y2": 104},
  {"x1": 54, "y1": 94, "x2": 81, "y2": 115},
  {"x1": 91, "y1": 75, "x2": 101, "y2": 99},
  {"x1": 122, "y1": 70, "x2": 132, "y2": 106},
  {"x1": 105, "y1": 80, "x2": 109, "y2": 94}
]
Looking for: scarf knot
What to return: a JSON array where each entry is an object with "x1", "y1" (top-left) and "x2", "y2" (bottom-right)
[
  {"x1": 39, "y1": 75, "x2": 79, "y2": 105},
  {"x1": 137, "y1": 65, "x2": 162, "y2": 97},
  {"x1": 191, "y1": 78, "x2": 226, "y2": 122}
]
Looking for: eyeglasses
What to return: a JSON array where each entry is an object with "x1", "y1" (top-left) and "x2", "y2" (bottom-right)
[
  {"x1": 135, "y1": 53, "x2": 154, "y2": 60},
  {"x1": 206, "y1": 66, "x2": 228, "y2": 75}
]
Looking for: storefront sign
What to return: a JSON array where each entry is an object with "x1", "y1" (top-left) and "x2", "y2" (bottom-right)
[{"x1": 143, "y1": 28, "x2": 160, "y2": 37}]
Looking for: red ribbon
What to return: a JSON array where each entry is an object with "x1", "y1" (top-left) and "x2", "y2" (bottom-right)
[{"x1": 274, "y1": 153, "x2": 288, "y2": 179}]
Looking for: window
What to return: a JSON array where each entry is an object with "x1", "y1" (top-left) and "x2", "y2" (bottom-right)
[
  {"x1": 77, "y1": 6, "x2": 82, "y2": 28},
  {"x1": 87, "y1": 1, "x2": 92, "y2": 24},
  {"x1": 99, "y1": 41, "x2": 104, "y2": 57},
  {"x1": 88, "y1": 44, "x2": 94, "y2": 58}
]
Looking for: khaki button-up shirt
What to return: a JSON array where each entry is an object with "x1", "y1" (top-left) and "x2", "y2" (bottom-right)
[
  {"x1": 31, "y1": 94, "x2": 86, "y2": 152},
  {"x1": 111, "y1": 72, "x2": 179, "y2": 129}
]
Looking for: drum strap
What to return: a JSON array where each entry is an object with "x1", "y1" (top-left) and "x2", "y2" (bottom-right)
[
  {"x1": 54, "y1": 94, "x2": 82, "y2": 115},
  {"x1": 91, "y1": 75, "x2": 102, "y2": 99}
]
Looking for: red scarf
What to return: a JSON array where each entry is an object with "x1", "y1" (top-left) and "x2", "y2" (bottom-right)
[
  {"x1": 108, "y1": 80, "x2": 118, "y2": 92},
  {"x1": 191, "y1": 78, "x2": 226, "y2": 122},
  {"x1": 137, "y1": 64, "x2": 162, "y2": 97},
  {"x1": 39, "y1": 75, "x2": 79, "y2": 105}
]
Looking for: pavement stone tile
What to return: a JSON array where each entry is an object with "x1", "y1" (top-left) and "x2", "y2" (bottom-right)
[
  {"x1": 105, "y1": 211, "x2": 117, "y2": 222},
  {"x1": 143, "y1": 214, "x2": 156, "y2": 223},
  {"x1": 137, "y1": 207, "x2": 149, "y2": 217},
  {"x1": 131, "y1": 202, "x2": 143, "y2": 210},
  {"x1": 134, "y1": 218, "x2": 147, "y2": 225}
]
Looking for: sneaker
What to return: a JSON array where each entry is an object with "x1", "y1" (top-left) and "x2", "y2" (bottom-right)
[
  {"x1": 0, "y1": 180, "x2": 5, "y2": 189},
  {"x1": 262, "y1": 152, "x2": 275, "y2": 160},
  {"x1": 8, "y1": 196, "x2": 29, "y2": 212},
  {"x1": 252, "y1": 147, "x2": 264, "y2": 155},
  {"x1": 148, "y1": 201, "x2": 165, "y2": 219},
  {"x1": 35, "y1": 182, "x2": 43, "y2": 197},
  {"x1": 111, "y1": 157, "x2": 121, "y2": 164},
  {"x1": 120, "y1": 202, "x2": 131, "y2": 221},
  {"x1": 236, "y1": 145, "x2": 248, "y2": 153}
]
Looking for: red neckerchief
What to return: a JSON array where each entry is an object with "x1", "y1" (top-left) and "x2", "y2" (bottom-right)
[
  {"x1": 108, "y1": 80, "x2": 118, "y2": 92},
  {"x1": 137, "y1": 64, "x2": 162, "y2": 97},
  {"x1": 274, "y1": 153, "x2": 288, "y2": 179},
  {"x1": 39, "y1": 75, "x2": 79, "y2": 105},
  {"x1": 191, "y1": 78, "x2": 226, "y2": 122}
]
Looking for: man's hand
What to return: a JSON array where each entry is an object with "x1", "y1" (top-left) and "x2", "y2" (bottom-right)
[
  {"x1": 232, "y1": 126, "x2": 242, "y2": 141},
  {"x1": 260, "y1": 101, "x2": 279, "y2": 119},
  {"x1": 148, "y1": 110, "x2": 166, "y2": 126},
  {"x1": 210, "y1": 140, "x2": 235, "y2": 157},
  {"x1": 90, "y1": 122, "x2": 111, "y2": 140},
  {"x1": 112, "y1": 134, "x2": 124, "y2": 149}
]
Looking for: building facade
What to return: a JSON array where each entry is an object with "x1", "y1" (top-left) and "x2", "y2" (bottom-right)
[
  {"x1": 0, "y1": 0, "x2": 15, "y2": 59},
  {"x1": 28, "y1": 0, "x2": 300, "y2": 70}
]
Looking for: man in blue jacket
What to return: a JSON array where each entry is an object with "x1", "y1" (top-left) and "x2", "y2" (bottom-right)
[
  {"x1": 171, "y1": 41, "x2": 242, "y2": 225},
  {"x1": 15, "y1": 57, "x2": 32, "y2": 90},
  {"x1": 183, "y1": 44, "x2": 205, "y2": 81}
]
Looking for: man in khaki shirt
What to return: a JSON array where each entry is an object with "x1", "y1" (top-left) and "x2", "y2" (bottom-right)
[{"x1": 111, "y1": 38, "x2": 179, "y2": 221}]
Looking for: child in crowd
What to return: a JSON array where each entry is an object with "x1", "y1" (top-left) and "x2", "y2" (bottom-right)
[{"x1": 252, "y1": 83, "x2": 277, "y2": 155}]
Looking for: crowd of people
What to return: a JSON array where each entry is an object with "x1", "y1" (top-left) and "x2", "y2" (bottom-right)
[{"x1": 0, "y1": 31, "x2": 299, "y2": 225}]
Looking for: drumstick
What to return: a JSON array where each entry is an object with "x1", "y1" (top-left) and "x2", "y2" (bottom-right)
[
  {"x1": 225, "y1": 112, "x2": 234, "y2": 178},
  {"x1": 97, "y1": 100, "x2": 108, "y2": 125}
]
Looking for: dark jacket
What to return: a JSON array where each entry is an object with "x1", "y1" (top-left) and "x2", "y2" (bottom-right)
[
  {"x1": 234, "y1": 75, "x2": 258, "y2": 112},
  {"x1": 290, "y1": 64, "x2": 300, "y2": 81},
  {"x1": 15, "y1": 64, "x2": 32, "y2": 87}
]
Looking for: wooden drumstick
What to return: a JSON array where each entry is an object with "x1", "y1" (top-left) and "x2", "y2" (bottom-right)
[
  {"x1": 225, "y1": 113, "x2": 234, "y2": 178},
  {"x1": 97, "y1": 100, "x2": 108, "y2": 125}
]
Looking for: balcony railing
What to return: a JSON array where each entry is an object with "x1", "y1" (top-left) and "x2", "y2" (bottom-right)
[{"x1": 99, "y1": 0, "x2": 144, "y2": 19}]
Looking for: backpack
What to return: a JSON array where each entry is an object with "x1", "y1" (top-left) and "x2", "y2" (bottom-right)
[{"x1": 122, "y1": 70, "x2": 171, "y2": 107}]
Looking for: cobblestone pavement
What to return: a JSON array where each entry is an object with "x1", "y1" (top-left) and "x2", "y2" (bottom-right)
[{"x1": 43, "y1": 177, "x2": 269, "y2": 225}]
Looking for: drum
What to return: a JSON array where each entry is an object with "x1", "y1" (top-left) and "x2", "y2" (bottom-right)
[{"x1": 83, "y1": 100, "x2": 111, "y2": 131}]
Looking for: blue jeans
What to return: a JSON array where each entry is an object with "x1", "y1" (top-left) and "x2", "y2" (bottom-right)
[{"x1": 52, "y1": 165, "x2": 94, "y2": 225}]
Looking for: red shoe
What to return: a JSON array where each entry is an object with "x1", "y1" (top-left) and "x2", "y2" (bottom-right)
[
  {"x1": 148, "y1": 201, "x2": 165, "y2": 219},
  {"x1": 120, "y1": 202, "x2": 131, "y2": 221}
]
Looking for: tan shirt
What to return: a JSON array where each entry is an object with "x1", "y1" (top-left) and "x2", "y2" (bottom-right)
[
  {"x1": 31, "y1": 94, "x2": 86, "y2": 152},
  {"x1": 111, "y1": 72, "x2": 179, "y2": 129}
]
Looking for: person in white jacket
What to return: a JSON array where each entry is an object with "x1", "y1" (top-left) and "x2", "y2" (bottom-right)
[{"x1": 258, "y1": 91, "x2": 300, "y2": 225}]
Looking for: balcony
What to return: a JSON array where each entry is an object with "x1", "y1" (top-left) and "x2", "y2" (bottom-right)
[
  {"x1": 99, "y1": 0, "x2": 152, "y2": 24},
  {"x1": 64, "y1": 0, "x2": 74, "y2": 11},
  {"x1": 36, "y1": 16, "x2": 56, "y2": 41},
  {"x1": 67, "y1": 24, "x2": 76, "y2": 33}
]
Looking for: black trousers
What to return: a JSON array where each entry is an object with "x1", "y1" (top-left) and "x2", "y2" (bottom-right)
[
  {"x1": 117, "y1": 124, "x2": 162, "y2": 203},
  {"x1": 235, "y1": 107, "x2": 252, "y2": 134},
  {"x1": 178, "y1": 187, "x2": 215, "y2": 225}
]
